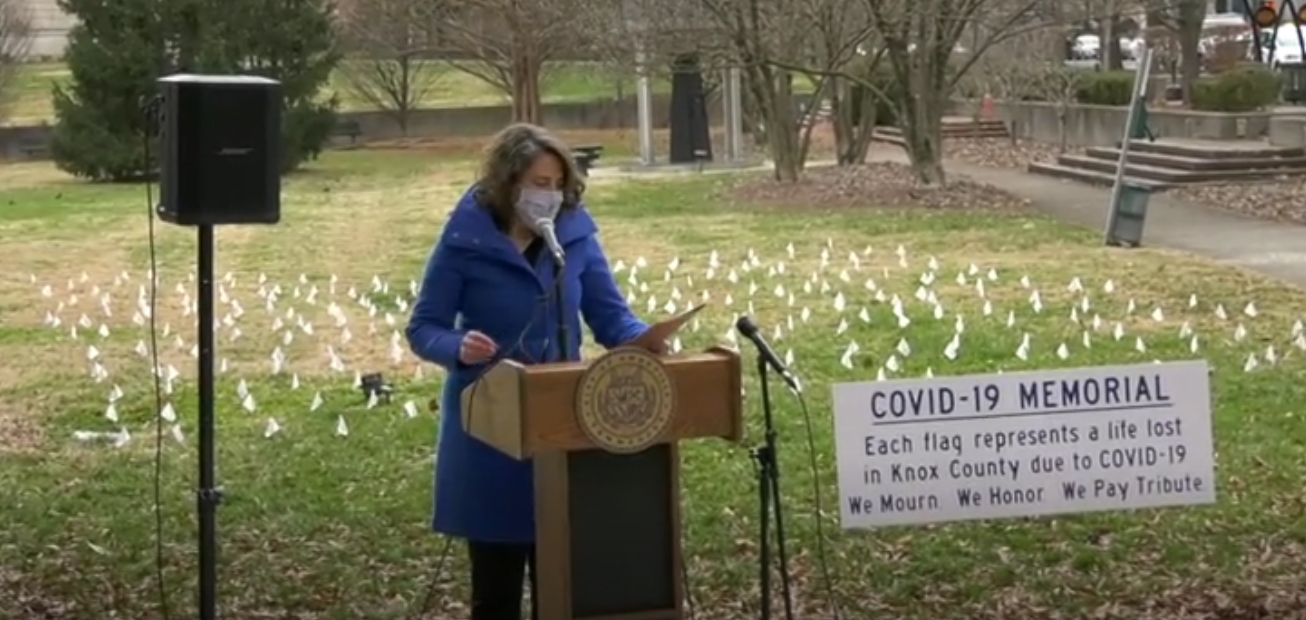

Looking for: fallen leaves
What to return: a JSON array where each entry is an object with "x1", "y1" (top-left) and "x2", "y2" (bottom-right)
[
  {"x1": 727, "y1": 162, "x2": 1033, "y2": 212},
  {"x1": 944, "y1": 137, "x2": 1077, "y2": 170},
  {"x1": 0, "y1": 397, "x2": 45, "y2": 453},
  {"x1": 1170, "y1": 180, "x2": 1306, "y2": 226}
]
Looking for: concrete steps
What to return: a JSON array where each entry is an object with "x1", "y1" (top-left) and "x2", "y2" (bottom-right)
[
  {"x1": 1027, "y1": 139, "x2": 1306, "y2": 189},
  {"x1": 1024, "y1": 163, "x2": 1165, "y2": 191},
  {"x1": 871, "y1": 118, "x2": 1010, "y2": 146}
]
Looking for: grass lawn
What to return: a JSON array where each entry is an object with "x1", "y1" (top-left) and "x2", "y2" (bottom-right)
[
  {"x1": 1, "y1": 144, "x2": 1305, "y2": 619},
  {"x1": 2, "y1": 60, "x2": 673, "y2": 126}
]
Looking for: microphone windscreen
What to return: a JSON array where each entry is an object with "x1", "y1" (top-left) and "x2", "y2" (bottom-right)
[{"x1": 735, "y1": 315, "x2": 759, "y2": 338}]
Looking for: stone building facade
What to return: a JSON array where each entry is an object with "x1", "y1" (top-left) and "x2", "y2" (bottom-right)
[{"x1": 19, "y1": 0, "x2": 74, "y2": 59}]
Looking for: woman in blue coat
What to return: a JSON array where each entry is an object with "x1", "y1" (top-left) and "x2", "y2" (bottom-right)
[{"x1": 406, "y1": 123, "x2": 656, "y2": 620}]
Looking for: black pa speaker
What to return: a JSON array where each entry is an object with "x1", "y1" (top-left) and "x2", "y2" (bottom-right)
[{"x1": 157, "y1": 74, "x2": 283, "y2": 226}]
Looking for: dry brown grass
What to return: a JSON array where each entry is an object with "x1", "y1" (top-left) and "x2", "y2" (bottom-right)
[{"x1": 0, "y1": 398, "x2": 45, "y2": 453}]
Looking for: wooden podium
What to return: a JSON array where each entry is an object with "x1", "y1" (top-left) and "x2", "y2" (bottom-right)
[{"x1": 461, "y1": 346, "x2": 744, "y2": 620}]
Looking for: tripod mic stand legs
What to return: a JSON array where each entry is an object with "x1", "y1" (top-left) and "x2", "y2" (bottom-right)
[
  {"x1": 752, "y1": 350, "x2": 797, "y2": 620},
  {"x1": 753, "y1": 444, "x2": 796, "y2": 620}
]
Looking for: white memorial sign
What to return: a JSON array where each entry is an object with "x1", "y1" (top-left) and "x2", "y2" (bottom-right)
[{"x1": 831, "y1": 360, "x2": 1215, "y2": 528}]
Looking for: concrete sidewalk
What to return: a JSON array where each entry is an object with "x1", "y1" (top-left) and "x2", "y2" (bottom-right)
[{"x1": 868, "y1": 148, "x2": 1306, "y2": 288}]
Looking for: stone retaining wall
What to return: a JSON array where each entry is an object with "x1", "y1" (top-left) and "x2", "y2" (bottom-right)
[
  {"x1": 1268, "y1": 116, "x2": 1306, "y2": 148},
  {"x1": 951, "y1": 100, "x2": 1274, "y2": 147},
  {"x1": 0, "y1": 95, "x2": 693, "y2": 161}
]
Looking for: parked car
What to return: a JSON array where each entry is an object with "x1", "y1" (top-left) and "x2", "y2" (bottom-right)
[{"x1": 1265, "y1": 25, "x2": 1306, "y2": 68}]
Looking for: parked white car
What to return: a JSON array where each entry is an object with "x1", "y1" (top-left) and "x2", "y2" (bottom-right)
[
  {"x1": 1063, "y1": 35, "x2": 1141, "y2": 70},
  {"x1": 1266, "y1": 26, "x2": 1306, "y2": 68}
]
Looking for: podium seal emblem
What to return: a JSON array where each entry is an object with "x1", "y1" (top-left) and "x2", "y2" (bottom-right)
[{"x1": 576, "y1": 347, "x2": 675, "y2": 454}]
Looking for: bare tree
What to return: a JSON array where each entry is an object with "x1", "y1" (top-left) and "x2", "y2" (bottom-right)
[
  {"x1": 795, "y1": 0, "x2": 883, "y2": 165},
  {"x1": 438, "y1": 0, "x2": 573, "y2": 124},
  {"x1": 0, "y1": 0, "x2": 32, "y2": 122},
  {"x1": 714, "y1": 0, "x2": 813, "y2": 181},
  {"x1": 1146, "y1": 0, "x2": 1206, "y2": 103},
  {"x1": 335, "y1": 0, "x2": 446, "y2": 132},
  {"x1": 866, "y1": 0, "x2": 1050, "y2": 184},
  {"x1": 672, "y1": 0, "x2": 873, "y2": 181},
  {"x1": 972, "y1": 29, "x2": 1083, "y2": 152},
  {"x1": 578, "y1": 0, "x2": 875, "y2": 176},
  {"x1": 572, "y1": 0, "x2": 706, "y2": 70},
  {"x1": 716, "y1": 0, "x2": 1054, "y2": 185},
  {"x1": 1040, "y1": 68, "x2": 1084, "y2": 153},
  {"x1": 971, "y1": 44, "x2": 1045, "y2": 102}
]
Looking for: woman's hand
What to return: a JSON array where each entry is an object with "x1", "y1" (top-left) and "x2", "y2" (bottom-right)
[{"x1": 458, "y1": 330, "x2": 498, "y2": 365}]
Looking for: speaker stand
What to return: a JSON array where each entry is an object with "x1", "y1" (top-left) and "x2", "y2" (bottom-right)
[{"x1": 195, "y1": 224, "x2": 223, "y2": 620}]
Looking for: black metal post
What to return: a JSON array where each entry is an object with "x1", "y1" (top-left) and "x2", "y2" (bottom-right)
[
  {"x1": 752, "y1": 355, "x2": 795, "y2": 620},
  {"x1": 196, "y1": 224, "x2": 223, "y2": 620}
]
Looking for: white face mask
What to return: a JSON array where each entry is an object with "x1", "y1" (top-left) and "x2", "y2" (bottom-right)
[{"x1": 515, "y1": 187, "x2": 563, "y2": 232}]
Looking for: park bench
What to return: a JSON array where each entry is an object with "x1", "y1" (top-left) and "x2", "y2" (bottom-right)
[
  {"x1": 572, "y1": 145, "x2": 603, "y2": 175},
  {"x1": 18, "y1": 139, "x2": 50, "y2": 159},
  {"x1": 331, "y1": 120, "x2": 363, "y2": 146}
]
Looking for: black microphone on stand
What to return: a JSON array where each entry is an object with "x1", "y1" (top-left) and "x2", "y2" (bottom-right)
[
  {"x1": 734, "y1": 314, "x2": 797, "y2": 620},
  {"x1": 537, "y1": 219, "x2": 570, "y2": 362},
  {"x1": 735, "y1": 315, "x2": 801, "y2": 393}
]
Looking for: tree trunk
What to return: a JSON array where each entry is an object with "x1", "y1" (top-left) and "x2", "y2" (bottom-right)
[
  {"x1": 897, "y1": 50, "x2": 948, "y2": 185},
  {"x1": 511, "y1": 53, "x2": 543, "y2": 124},
  {"x1": 1179, "y1": 42, "x2": 1200, "y2": 103},
  {"x1": 1056, "y1": 104, "x2": 1069, "y2": 154},
  {"x1": 398, "y1": 56, "x2": 412, "y2": 135},
  {"x1": 831, "y1": 78, "x2": 878, "y2": 165},
  {"x1": 1176, "y1": 0, "x2": 1206, "y2": 104},
  {"x1": 1101, "y1": 0, "x2": 1121, "y2": 70},
  {"x1": 741, "y1": 72, "x2": 769, "y2": 147},
  {"x1": 903, "y1": 111, "x2": 946, "y2": 185},
  {"x1": 831, "y1": 79, "x2": 852, "y2": 163},
  {"x1": 765, "y1": 71, "x2": 802, "y2": 182}
]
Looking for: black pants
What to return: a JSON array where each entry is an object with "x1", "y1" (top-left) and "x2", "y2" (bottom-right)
[{"x1": 469, "y1": 541, "x2": 537, "y2": 620}]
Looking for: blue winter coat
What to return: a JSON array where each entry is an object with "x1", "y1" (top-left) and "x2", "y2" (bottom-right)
[{"x1": 405, "y1": 187, "x2": 649, "y2": 543}]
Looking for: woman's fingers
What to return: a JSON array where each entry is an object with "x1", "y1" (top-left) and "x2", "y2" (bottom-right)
[
  {"x1": 460, "y1": 331, "x2": 498, "y2": 364},
  {"x1": 465, "y1": 331, "x2": 497, "y2": 353}
]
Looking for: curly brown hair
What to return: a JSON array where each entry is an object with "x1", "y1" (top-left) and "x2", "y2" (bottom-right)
[{"x1": 474, "y1": 123, "x2": 586, "y2": 231}]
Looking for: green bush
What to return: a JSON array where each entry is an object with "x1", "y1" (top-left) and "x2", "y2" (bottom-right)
[
  {"x1": 1075, "y1": 71, "x2": 1135, "y2": 106},
  {"x1": 51, "y1": 0, "x2": 340, "y2": 182},
  {"x1": 49, "y1": 0, "x2": 167, "y2": 181},
  {"x1": 1023, "y1": 68, "x2": 1084, "y2": 102},
  {"x1": 1190, "y1": 66, "x2": 1281, "y2": 112}
]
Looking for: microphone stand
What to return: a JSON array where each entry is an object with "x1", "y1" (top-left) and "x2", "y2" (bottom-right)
[
  {"x1": 553, "y1": 258, "x2": 570, "y2": 363},
  {"x1": 752, "y1": 355, "x2": 795, "y2": 620}
]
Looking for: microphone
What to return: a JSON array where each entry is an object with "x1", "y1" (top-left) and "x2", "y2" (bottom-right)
[
  {"x1": 735, "y1": 315, "x2": 802, "y2": 394},
  {"x1": 536, "y1": 219, "x2": 565, "y2": 266}
]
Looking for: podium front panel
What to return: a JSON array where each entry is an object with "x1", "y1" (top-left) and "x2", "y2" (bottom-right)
[
  {"x1": 569, "y1": 446, "x2": 677, "y2": 617},
  {"x1": 534, "y1": 445, "x2": 684, "y2": 620}
]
